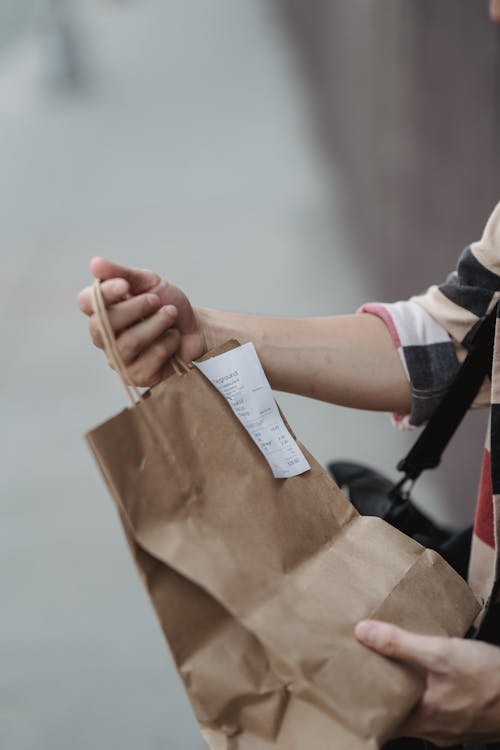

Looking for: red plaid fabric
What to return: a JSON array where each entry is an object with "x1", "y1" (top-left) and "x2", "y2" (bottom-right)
[{"x1": 360, "y1": 201, "x2": 500, "y2": 619}]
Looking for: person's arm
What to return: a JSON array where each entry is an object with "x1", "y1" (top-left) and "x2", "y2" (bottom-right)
[
  {"x1": 197, "y1": 306, "x2": 411, "y2": 412},
  {"x1": 77, "y1": 257, "x2": 411, "y2": 414}
]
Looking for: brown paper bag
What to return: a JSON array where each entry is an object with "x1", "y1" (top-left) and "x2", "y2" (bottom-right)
[{"x1": 86, "y1": 283, "x2": 479, "y2": 750}]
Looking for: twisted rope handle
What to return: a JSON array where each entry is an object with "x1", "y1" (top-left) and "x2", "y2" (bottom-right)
[{"x1": 91, "y1": 280, "x2": 189, "y2": 406}]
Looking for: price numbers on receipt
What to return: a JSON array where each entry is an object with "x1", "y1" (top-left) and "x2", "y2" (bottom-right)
[{"x1": 195, "y1": 343, "x2": 311, "y2": 479}]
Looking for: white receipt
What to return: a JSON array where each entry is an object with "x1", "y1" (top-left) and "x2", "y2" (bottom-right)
[{"x1": 195, "y1": 342, "x2": 311, "y2": 479}]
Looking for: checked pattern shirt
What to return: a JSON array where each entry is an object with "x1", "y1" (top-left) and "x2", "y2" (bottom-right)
[{"x1": 360, "y1": 201, "x2": 500, "y2": 629}]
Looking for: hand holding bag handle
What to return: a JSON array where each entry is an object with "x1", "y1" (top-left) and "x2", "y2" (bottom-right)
[{"x1": 90, "y1": 279, "x2": 191, "y2": 408}]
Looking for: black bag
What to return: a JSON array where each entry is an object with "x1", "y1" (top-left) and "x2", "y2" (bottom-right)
[
  {"x1": 328, "y1": 461, "x2": 453, "y2": 551},
  {"x1": 327, "y1": 460, "x2": 473, "y2": 580}
]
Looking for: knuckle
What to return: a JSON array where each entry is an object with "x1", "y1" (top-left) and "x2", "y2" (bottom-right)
[
  {"x1": 125, "y1": 372, "x2": 136, "y2": 386},
  {"x1": 147, "y1": 270, "x2": 161, "y2": 286},
  {"x1": 154, "y1": 341, "x2": 167, "y2": 359},
  {"x1": 89, "y1": 320, "x2": 102, "y2": 347},
  {"x1": 142, "y1": 294, "x2": 157, "y2": 314},
  {"x1": 122, "y1": 364, "x2": 136, "y2": 385},
  {"x1": 380, "y1": 630, "x2": 400, "y2": 658},
  {"x1": 77, "y1": 288, "x2": 90, "y2": 312},
  {"x1": 89, "y1": 317, "x2": 98, "y2": 338},
  {"x1": 127, "y1": 365, "x2": 151, "y2": 388},
  {"x1": 119, "y1": 331, "x2": 138, "y2": 361},
  {"x1": 427, "y1": 639, "x2": 451, "y2": 670},
  {"x1": 384, "y1": 638, "x2": 398, "y2": 658}
]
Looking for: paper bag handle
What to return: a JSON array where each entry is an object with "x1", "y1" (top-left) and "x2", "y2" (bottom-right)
[{"x1": 91, "y1": 280, "x2": 189, "y2": 406}]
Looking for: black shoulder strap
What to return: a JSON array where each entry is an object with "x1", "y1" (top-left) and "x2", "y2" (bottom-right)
[{"x1": 395, "y1": 303, "x2": 498, "y2": 484}]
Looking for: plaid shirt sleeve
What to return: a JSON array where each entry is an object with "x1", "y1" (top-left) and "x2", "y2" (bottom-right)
[{"x1": 359, "y1": 201, "x2": 500, "y2": 428}]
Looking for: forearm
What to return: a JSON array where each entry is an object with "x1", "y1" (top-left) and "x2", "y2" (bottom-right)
[{"x1": 196, "y1": 307, "x2": 411, "y2": 413}]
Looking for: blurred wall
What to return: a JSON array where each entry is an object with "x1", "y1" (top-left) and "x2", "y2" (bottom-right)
[{"x1": 277, "y1": 0, "x2": 500, "y2": 521}]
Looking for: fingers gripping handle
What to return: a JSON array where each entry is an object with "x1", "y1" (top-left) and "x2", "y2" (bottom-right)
[
  {"x1": 90, "y1": 281, "x2": 191, "y2": 406},
  {"x1": 91, "y1": 280, "x2": 143, "y2": 406}
]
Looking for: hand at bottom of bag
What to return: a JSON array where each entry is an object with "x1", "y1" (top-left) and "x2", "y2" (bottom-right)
[{"x1": 355, "y1": 620, "x2": 500, "y2": 747}]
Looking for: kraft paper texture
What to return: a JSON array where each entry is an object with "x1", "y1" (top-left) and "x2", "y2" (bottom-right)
[{"x1": 87, "y1": 341, "x2": 479, "y2": 749}]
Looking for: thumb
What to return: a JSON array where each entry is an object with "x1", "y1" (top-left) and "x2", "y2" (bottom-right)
[
  {"x1": 90, "y1": 257, "x2": 160, "y2": 294},
  {"x1": 355, "y1": 620, "x2": 450, "y2": 673}
]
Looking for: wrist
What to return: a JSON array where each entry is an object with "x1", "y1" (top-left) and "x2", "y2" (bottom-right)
[
  {"x1": 193, "y1": 307, "x2": 219, "y2": 353},
  {"x1": 194, "y1": 306, "x2": 255, "y2": 353}
]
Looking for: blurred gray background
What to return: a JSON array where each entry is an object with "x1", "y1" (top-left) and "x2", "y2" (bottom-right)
[{"x1": 0, "y1": 1, "x2": 498, "y2": 748}]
